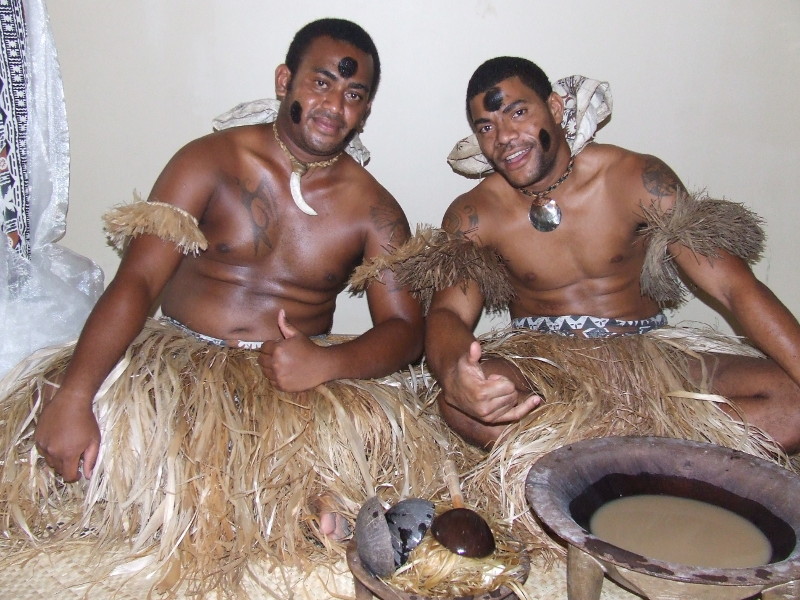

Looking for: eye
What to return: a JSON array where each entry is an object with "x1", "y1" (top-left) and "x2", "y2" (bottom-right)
[
  {"x1": 512, "y1": 108, "x2": 527, "y2": 119},
  {"x1": 477, "y1": 124, "x2": 493, "y2": 135},
  {"x1": 345, "y1": 91, "x2": 364, "y2": 102},
  {"x1": 314, "y1": 79, "x2": 328, "y2": 89}
]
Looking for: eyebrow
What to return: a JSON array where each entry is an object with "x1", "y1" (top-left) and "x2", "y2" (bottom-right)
[
  {"x1": 313, "y1": 67, "x2": 370, "y2": 93},
  {"x1": 472, "y1": 98, "x2": 527, "y2": 128}
]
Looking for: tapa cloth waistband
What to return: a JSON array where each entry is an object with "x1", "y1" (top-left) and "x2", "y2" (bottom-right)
[
  {"x1": 511, "y1": 312, "x2": 668, "y2": 338},
  {"x1": 161, "y1": 315, "x2": 264, "y2": 350}
]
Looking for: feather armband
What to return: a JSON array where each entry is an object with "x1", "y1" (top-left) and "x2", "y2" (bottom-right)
[
  {"x1": 103, "y1": 197, "x2": 208, "y2": 255},
  {"x1": 639, "y1": 190, "x2": 765, "y2": 307},
  {"x1": 348, "y1": 227, "x2": 514, "y2": 314}
]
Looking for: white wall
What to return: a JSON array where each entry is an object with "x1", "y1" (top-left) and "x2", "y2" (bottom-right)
[{"x1": 45, "y1": 1, "x2": 800, "y2": 335}]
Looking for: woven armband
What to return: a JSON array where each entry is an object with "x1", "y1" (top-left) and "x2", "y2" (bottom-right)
[
  {"x1": 348, "y1": 226, "x2": 514, "y2": 314},
  {"x1": 103, "y1": 197, "x2": 208, "y2": 255},
  {"x1": 639, "y1": 190, "x2": 765, "y2": 307}
]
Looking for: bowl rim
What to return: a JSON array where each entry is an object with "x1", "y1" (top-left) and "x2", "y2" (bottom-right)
[{"x1": 525, "y1": 435, "x2": 800, "y2": 586}]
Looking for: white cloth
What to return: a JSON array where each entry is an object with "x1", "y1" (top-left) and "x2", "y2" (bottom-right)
[
  {"x1": 446, "y1": 75, "x2": 613, "y2": 177},
  {"x1": 212, "y1": 98, "x2": 371, "y2": 166},
  {"x1": 0, "y1": 0, "x2": 103, "y2": 377}
]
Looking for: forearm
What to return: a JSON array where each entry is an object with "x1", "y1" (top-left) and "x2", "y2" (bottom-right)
[
  {"x1": 56, "y1": 283, "x2": 153, "y2": 405},
  {"x1": 424, "y1": 307, "x2": 478, "y2": 388},
  {"x1": 730, "y1": 281, "x2": 800, "y2": 387},
  {"x1": 318, "y1": 316, "x2": 424, "y2": 381}
]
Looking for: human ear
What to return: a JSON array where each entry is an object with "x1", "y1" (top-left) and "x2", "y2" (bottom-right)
[
  {"x1": 547, "y1": 92, "x2": 565, "y2": 124},
  {"x1": 275, "y1": 64, "x2": 292, "y2": 100}
]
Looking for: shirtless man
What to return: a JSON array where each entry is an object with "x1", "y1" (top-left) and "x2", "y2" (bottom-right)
[
  {"x1": 32, "y1": 19, "x2": 423, "y2": 485},
  {"x1": 425, "y1": 56, "x2": 800, "y2": 452}
]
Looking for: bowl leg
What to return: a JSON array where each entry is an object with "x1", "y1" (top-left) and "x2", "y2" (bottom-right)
[
  {"x1": 567, "y1": 545, "x2": 604, "y2": 600},
  {"x1": 762, "y1": 580, "x2": 800, "y2": 600}
]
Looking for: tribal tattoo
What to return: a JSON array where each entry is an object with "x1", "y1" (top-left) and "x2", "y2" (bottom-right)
[
  {"x1": 239, "y1": 180, "x2": 277, "y2": 253},
  {"x1": 442, "y1": 204, "x2": 479, "y2": 235},
  {"x1": 642, "y1": 156, "x2": 681, "y2": 198},
  {"x1": 369, "y1": 194, "x2": 406, "y2": 244}
]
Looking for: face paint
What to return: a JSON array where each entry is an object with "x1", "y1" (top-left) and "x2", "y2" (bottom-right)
[
  {"x1": 290, "y1": 101, "x2": 302, "y2": 124},
  {"x1": 539, "y1": 128, "x2": 551, "y2": 152},
  {"x1": 483, "y1": 87, "x2": 504, "y2": 112},
  {"x1": 338, "y1": 56, "x2": 357, "y2": 78}
]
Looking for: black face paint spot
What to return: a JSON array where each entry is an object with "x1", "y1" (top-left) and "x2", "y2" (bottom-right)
[
  {"x1": 483, "y1": 87, "x2": 503, "y2": 112},
  {"x1": 290, "y1": 101, "x2": 302, "y2": 124},
  {"x1": 338, "y1": 56, "x2": 357, "y2": 78},
  {"x1": 539, "y1": 128, "x2": 551, "y2": 152}
]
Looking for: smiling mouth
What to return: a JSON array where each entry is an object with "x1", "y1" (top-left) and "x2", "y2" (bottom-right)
[{"x1": 503, "y1": 146, "x2": 531, "y2": 166}]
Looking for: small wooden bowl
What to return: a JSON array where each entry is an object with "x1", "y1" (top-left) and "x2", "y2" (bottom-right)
[{"x1": 347, "y1": 539, "x2": 529, "y2": 600}]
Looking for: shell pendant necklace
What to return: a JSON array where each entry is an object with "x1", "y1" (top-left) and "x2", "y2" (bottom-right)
[
  {"x1": 273, "y1": 124, "x2": 342, "y2": 216},
  {"x1": 520, "y1": 156, "x2": 575, "y2": 232}
]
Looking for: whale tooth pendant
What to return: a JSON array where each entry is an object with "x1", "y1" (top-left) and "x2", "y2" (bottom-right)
[{"x1": 289, "y1": 169, "x2": 317, "y2": 216}]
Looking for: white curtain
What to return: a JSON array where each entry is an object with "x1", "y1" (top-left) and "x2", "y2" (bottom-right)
[{"x1": 0, "y1": 0, "x2": 103, "y2": 377}]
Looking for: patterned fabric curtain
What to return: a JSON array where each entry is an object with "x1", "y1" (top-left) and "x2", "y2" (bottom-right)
[{"x1": 0, "y1": 0, "x2": 103, "y2": 377}]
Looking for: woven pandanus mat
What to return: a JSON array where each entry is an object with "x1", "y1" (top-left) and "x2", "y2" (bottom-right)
[{"x1": 0, "y1": 543, "x2": 639, "y2": 600}]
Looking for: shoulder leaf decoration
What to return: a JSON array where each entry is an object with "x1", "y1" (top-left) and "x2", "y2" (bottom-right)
[
  {"x1": 348, "y1": 226, "x2": 514, "y2": 314},
  {"x1": 639, "y1": 190, "x2": 765, "y2": 308},
  {"x1": 103, "y1": 195, "x2": 208, "y2": 255}
]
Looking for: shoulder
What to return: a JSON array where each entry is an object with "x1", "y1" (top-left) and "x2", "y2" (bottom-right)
[
  {"x1": 579, "y1": 143, "x2": 684, "y2": 202},
  {"x1": 442, "y1": 174, "x2": 509, "y2": 238}
]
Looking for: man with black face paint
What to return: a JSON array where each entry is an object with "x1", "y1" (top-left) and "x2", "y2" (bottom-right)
[
  {"x1": 0, "y1": 18, "x2": 446, "y2": 595},
  {"x1": 417, "y1": 56, "x2": 800, "y2": 458}
]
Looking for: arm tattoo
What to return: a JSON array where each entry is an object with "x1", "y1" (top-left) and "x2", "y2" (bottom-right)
[
  {"x1": 442, "y1": 204, "x2": 479, "y2": 234},
  {"x1": 240, "y1": 179, "x2": 277, "y2": 253},
  {"x1": 642, "y1": 156, "x2": 680, "y2": 198},
  {"x1": 370, "y1": 193, "x2": 406, "y2": 243}
]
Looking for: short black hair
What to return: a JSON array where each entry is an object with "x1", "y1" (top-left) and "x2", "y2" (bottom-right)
[
  {"x1": 285, "y1": 18, "x2": 381, "y2": 98},
  {"x1": 466, "y1": 57, "x2": 552, "y2": 120}
]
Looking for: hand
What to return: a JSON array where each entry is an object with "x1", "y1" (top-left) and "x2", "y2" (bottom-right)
[
  {"x1": 258, "y1": 310, "x2": 327, "y2": 392},
  {"x1": 33, "y1": 392, "x2": 100, "y2": 482},
  {"x1": 444, "y1": 341, "x2": 540, "y2": 424}
]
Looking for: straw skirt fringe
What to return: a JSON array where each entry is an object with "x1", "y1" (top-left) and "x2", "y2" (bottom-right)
[
  {"x1": 446, "y1": 325, "x2": 792, "y2": 562},
  {"x1": 0, "y1": 319, "x2": 458, "y2": 596}
]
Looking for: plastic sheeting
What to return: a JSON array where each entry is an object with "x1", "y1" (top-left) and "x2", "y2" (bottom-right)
[{"x1": 0, "y1": 0, "x2": 103, "y2": 377}]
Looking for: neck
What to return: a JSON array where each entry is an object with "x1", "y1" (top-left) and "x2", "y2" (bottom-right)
[
  {"x1": 520, "y1": 154, "x2": 575, "y2": 200},
  {"x1": 272, "y1": 124, "x2": 342, "y2": 175}
]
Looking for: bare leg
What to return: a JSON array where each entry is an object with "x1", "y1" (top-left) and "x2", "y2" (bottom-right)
[
  {"x1": 312, "y1": 493, "x2": 352, "y2": 541},
  {"x1": 698, "y1": 353, "x2": 800, "y2": 454}
]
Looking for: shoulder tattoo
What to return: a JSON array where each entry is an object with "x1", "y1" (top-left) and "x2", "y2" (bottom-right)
[
  {"x1": 370, "y1": 193, "x2": 407, "y2": 244},
  {"x1": 443, "y1": 204, "x2": 479, "y2": 234},
  {"x1": 642, "y1": 156, "x2": 681, "y2": 198},
  {"x1": 239, "y1": 179, "x2": 277, "y2": 253}
]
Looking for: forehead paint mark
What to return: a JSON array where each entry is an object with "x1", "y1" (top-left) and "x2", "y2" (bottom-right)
[
  {"x1": 483, "y1": 87, "x2": 504, "y2": 112},
  {"x1": 338, "y1": 56, "x2": 357, "y2": 78},
  {"x1": 290, "y1": 101, "x2": 302, "y2": 124},
  {"x1": 539, "y1": 129, "x2": 551, "y2": 152}
]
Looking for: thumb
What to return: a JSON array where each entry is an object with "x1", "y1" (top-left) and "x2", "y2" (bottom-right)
[
  {"x1": 82, "y1": 442, "x2": 99, "y2": 480},
  {"x1": 467, "y1": 340, "x2": 483, "y2": 367},
  {"x1": 277, "y1": 309, "x2": 298, "y2": 339}
]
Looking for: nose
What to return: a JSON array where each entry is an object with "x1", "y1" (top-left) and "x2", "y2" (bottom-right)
[
  {"x1": 322, "y1": 91, "x2": 344, "y2": 114},
  {"x1": 494, "y1": 118, "x2": 518, "y2": 146}
]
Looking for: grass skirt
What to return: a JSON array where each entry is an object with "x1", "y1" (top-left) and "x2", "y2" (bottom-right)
[
  {"x1": 443, "y1": 325, "x2": 792, "y2": 562},
  {"x1": 0, "y1": 319, "x2": 462, "y2": 596}
]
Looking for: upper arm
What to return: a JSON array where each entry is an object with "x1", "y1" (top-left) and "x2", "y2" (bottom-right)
[
  {"x1": 361, "y1": 187, "x2": 422, "y2": 327},
  {"x1": 432, "y1": 192, "x2": 490, "y2": 330},
  {"x1": 112, "y1": 139, "x2": 221, "y2": 302}
]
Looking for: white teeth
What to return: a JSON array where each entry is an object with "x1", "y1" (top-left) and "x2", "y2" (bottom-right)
[
  {"x1": 506, "y1": 149, "x2": 526, "y2": 161},
  {"x1": 289, "y1": 171, "x2": 318, "y2": 216}
]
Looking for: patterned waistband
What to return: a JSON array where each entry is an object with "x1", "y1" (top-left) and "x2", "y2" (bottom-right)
[
  {"x1": 161, "y1": 316, "x2": 264, "y2": 350},
  {"x1": 511, "y1": 312, "x2": 668, "y2": 338}
]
